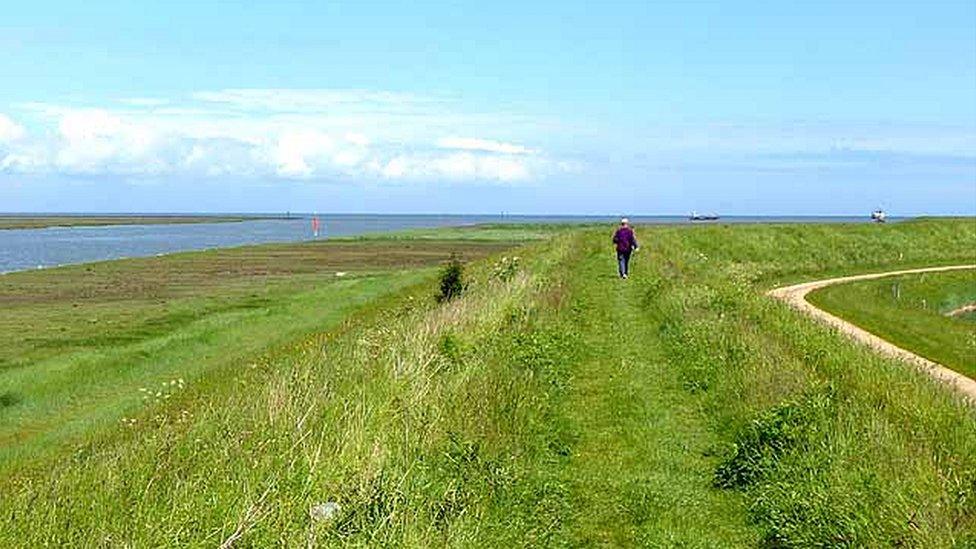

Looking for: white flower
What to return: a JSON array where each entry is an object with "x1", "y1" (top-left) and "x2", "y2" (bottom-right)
[{"x1": 309, "y1": 501, "x2": 342, "y2": 522}]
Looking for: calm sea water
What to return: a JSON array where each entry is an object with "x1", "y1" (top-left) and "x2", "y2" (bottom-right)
[{"x1": 0, "y1": 214, "x2": 877, "y2": 274}]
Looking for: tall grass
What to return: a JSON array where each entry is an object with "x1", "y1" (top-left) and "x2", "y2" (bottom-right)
[
  {"x1": 640, "y1": 220, "x2": 976, "y2": 546},
  {"x1": 1, "y1": 238, "x2": 581, "y2": 545}
]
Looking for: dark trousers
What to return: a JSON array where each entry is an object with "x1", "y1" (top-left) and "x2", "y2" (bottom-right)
[{"x1": 617, "y1": 250, "x2": 632, "y2": 277}]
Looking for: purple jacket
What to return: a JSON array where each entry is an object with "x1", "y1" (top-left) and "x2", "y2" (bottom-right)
[{"x1": 613, "y1": 226, "x2": 638, "y2": 253}]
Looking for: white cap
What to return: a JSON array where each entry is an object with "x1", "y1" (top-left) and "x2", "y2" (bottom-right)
[{"x1": 620, "y1": 217, "x2": 629, "y2": 224}]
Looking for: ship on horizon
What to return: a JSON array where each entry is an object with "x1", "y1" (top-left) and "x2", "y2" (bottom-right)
[{"x1": 690, "y1": 211, "x2": 720, "y2": 221}]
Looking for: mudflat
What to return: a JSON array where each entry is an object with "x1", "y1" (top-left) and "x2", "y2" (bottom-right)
[{"x1": 0, "y1": 215, "x2": 265, "y2": 230}]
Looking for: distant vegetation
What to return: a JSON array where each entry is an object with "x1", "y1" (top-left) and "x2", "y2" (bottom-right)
[
  {"x1": 809, "y1": 268, "x2": 976, "y2": 378},
  {"x1": 334, "y1": 223, "x2": 575, "y2": 242},
  {"x1": 1, "y1": 219, "x2": 974, "y2": 546},
  {"x1": 0, "y1": 215, "x2": 266, "y2": 230}
]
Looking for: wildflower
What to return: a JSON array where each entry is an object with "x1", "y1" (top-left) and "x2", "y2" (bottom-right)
[{"x1": 309, "y1": 501, "x2": 342, "y2": 522}]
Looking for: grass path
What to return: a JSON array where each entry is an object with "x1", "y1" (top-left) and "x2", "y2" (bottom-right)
[
  {"x1": 559, "y1": 238, "x2": 756, "y2": 546},
  {"x1": 769, "y1": 264, "x2": 976, "y2": 401}
]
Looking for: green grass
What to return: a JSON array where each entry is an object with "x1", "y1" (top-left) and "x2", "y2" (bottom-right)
[
  {"x1": 640, "y1": 220, "x2": 976, "y2": 546},
  {"x1": 0, "y1": 238, "x2": 515, "y2": 468},
  {"x1": 333, "y1": 222, "x2": 578, "y2": 242},
  {"x1": 1, "y1": 219, "x2": 975, "y2": 546},
  {"x1": 808, "y1": 269, "x2": 976, "y2": 378},
  {"x1": 0, "y1": 215, "x2": 265, "y2": 230}
]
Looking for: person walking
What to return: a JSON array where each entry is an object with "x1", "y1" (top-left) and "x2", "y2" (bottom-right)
[{"x1": 612, "y1": 218, "x2": 639, "y2": 279}]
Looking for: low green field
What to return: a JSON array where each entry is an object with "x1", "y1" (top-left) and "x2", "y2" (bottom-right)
[
  {"x1": 0, "y1": 215, "x2": 267, "y2": 230},
  {"x1": 1, "y1": 219, "x2": 975, "y2": 546},
  {"x1": 336, "y1": 222, "x2": 576, "y2": 242},
  {"x1": 809, "y1": 269, "x2": 976, "y2": 378},
  {"x1": 0, "y1": 238, "x2": 516, "y2": 466}
]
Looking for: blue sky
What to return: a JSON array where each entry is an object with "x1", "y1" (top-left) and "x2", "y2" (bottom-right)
[{"x1": 0, "y1": 0, "x2": 974, "y2": 215}]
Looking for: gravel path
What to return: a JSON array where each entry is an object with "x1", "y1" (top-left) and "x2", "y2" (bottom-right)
[
  {"x1": 768, "y1": 265, "x2": 976, "y2": 402},
  {"x1": 946, "y1": 303, "x2": 976, "y2": 317}
]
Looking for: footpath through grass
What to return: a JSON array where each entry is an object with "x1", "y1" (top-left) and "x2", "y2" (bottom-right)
[
  {"x1": 809, "y1": 269, "x2": 976, "y2": 379},
  {"x1": 1, "y1": 219, "x2": 975, "y2": 546},
  {"x1": 556, "y1": 236, "x2": 755, "y2": 545}
]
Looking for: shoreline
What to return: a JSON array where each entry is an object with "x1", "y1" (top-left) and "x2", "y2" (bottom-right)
[
  {"x1": 0, "y1": 215, "x2": 280, "y2": 231},
  {"x1": 0, "y1": 215, "x2": 969, "y2": 275}
]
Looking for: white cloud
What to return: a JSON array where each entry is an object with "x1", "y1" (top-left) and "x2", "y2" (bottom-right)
[
  {"x1": 191, "y1": 88, "x2": 426, "y2": 112},
  {"x1": 0, "y1": 90, "x2": 565, "y2": 183},
  {"x1": 373, "y1": 152, "x2": 535, "y2": 182},
  {"x1": 380, "y1": 157, "x2": 409, "y2": 178},
  {"x1": 53, "y1": 109, "x2": 172, "y2": 174},
  {"x1": 0, "y1": 113, "x2": 45, "y2": 172},
  {"x1": 344, "y1": 132, "x2": 370, "y2": 147},
  {"x1": 437, "y1": 136, "x2": 534, "y2": 155},
  {"x1": 0, "y1": 113, "x2": 25, "y2": 143},
  {"x1": 271, "y1": 130, "x2": 335, "y2": 177}
]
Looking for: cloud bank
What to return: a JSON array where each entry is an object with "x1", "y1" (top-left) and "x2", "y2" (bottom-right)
[
  {"x1": 2, "y1": 89, "x2": 972, "y2": 187},
  {"x1": 436, "y1": 137, "x2": 535, "y2": 155},
  {"x1": 0, "y1": 90, "x2": 564, "y2": 183}
]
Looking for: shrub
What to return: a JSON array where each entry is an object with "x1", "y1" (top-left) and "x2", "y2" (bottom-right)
[{"x1": 437, "y1": 254, "x2": 467, "y2": 302}]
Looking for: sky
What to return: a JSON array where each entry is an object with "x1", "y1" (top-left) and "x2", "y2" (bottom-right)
[{"x1": 0, "y1": 0, "x2": 974, "y2": 215}]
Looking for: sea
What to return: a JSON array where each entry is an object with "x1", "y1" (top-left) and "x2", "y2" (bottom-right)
[{"x1": 0, "y1": 213, "x2": 883, "y2": 274}]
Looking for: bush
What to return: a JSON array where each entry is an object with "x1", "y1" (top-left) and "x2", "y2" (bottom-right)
[{"x1": 437, "y1": 254, "x2": 467, "y2": 302}]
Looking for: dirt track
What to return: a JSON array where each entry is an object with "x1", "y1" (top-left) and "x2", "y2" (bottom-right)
[
  {"x1": 947, "y1": 303, "x2": 976, "y2": 317},
  {"x1": 768, "y1": 265, "x2": 976, "y2": 402}
]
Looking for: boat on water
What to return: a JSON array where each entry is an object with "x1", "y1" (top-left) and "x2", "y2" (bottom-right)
[
  {"x1": 690, "y1": 211, "x2": 720, "y2": 221},
  {"x1": 871, "y1": 210, "x2": 887, "y2": 223}
]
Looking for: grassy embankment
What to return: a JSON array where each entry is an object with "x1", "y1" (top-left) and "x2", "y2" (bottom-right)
[
  {"x1": 809, "y1": 269, "x2": 976, "y2": 378},
  {"x1": 1, "y1": 219, "x2": 975, "y2": 546},
  {"x1": 0, "y1": 236, "x2": 521, "y2": 466},
  {"x1": 0, "y1": 215, "x2": 266, "y2": 230}
]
